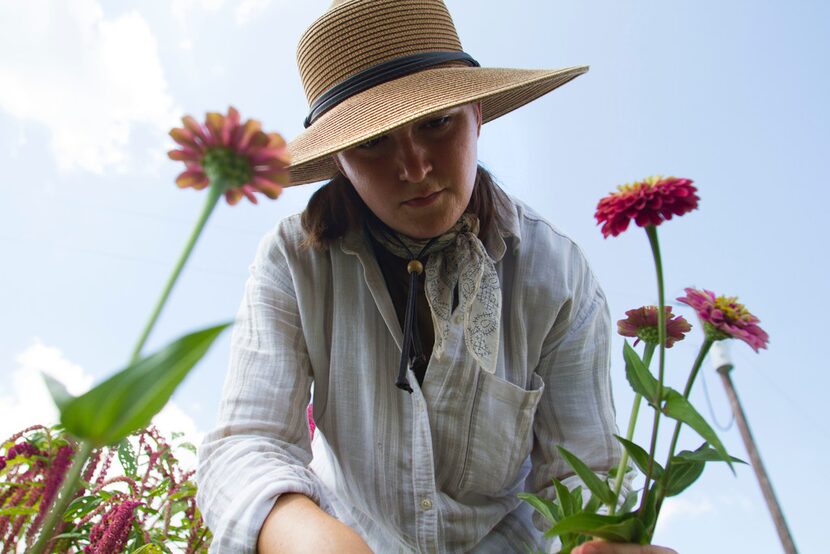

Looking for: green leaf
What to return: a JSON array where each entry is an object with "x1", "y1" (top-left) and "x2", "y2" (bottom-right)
[
  {"x1": 544, "y1": 513, "x2": 640, "y2": 542},
  {"x1": 663, "y1": 459, "x2": 705, "y2": 497},
  {"x1": 42, "y1": 372, "x2": 75, "y2": 411},
  {"x1": 132, "y1": 544, "x2": 167, "y2": 554},
  {"x1": 0, "y1": 506, "x2": 38, "y2": 516},
  {"x1": 620, "y1": 489, "x2": 639, "y2": 513},
  {"x1": 60, "y1": 322, "x2": 231, "y2": 446},
  {"x1": 556, "y1": 446, "x2": 615, "y2": 506},
  {"x1": 623, "y1": 342, "x2": 657, "y2": 403},
  {"x1": 178, "y1": 441, "x2": 197, "y2": 454},
  {"x1": 553, "y1": 479, "x2": 573, "y2": 517},
  {"x1": 613, "y1": 435, "x2": 664, "y2": 479},
  {"x1": 517, "y1": 493, "x2": 560, "y2": 524},
  {"x1": 661, "y1": 391, "x2": 734, "y2": 473},
  {"x1": 675, "y1": 444, "x2": 746, "y2": 465},
  {"x1": 584, "y1": 493, "x2": 602, "y2": 515},
  {"x1": 63, "y1": 495, "x2": 102, "y2": 522},
  {"x1": 118, "y1": 439, "x2": 138, "y2": 477}
]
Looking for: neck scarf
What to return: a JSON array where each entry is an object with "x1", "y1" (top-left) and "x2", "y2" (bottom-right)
[{"x1": 366, "y1": 213, "x2": 501, "y2": 392}]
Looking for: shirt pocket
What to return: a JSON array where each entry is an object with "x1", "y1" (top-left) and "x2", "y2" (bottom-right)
[{"x1": 458, "y1": 371, "x2": 545, "y2": 496}]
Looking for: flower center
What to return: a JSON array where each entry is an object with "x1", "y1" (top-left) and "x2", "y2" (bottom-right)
[
  {"x1": 617, "y1": 175, "x2": 662, "y2": 194},
  {"x1": 636, "y1": 326, "x2": 660, "y2": 345},
  {"x1": 714, "y1": 296, "x2": 751, "y2": 323},
  {"x1": 202, "y1": 147, "x2": 252, "y2": 189}
]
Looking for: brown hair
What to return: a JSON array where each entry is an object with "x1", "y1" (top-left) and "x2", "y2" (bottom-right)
[{"x1": 301, "y1": 165, "x2": 508, "y2": 249}]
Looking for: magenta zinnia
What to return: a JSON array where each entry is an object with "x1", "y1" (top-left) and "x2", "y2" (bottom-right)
[
  {"x1": 595, "y1": 176, "x2": 699, "y2": 237},
  {"x1": 677, "y1": 288, "x2": 769, "y2": 352},
  {"x1": 617, "y1": 305, "x2": 692, "y2": 348},
  {"x1": 168, "y1": 106, "x2": 291, "y2": 205}
]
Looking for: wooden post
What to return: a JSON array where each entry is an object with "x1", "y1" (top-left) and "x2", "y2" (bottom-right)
[{"x1": 712, "y1": 343, "x2": 798, "y2": 554}]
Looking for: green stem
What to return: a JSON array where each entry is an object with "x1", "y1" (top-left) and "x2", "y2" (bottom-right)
[
  {"x1": 129, "y1": 183, "x2": 223, "y2": 363},
  {"x1": 609, "y1": 342, "x2": 656, "y2": 515},
  {"x1": 658, "y1": 338, "x2": 714, "y2": 491},
  {"x1": 637, "y1": 226, "x2": 667, "y2": 518},
  {"x1": 31, "y1": 440, "x2": 94, "y2": 554}
]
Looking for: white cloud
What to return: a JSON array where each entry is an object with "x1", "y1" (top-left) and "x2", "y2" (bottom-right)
[
  {"x1": 657, "y1": 494, "x2": 714, "y2": 530},
  {"x1": 0, "y1": 0, "x2": 179, "y2": 174},
  {"x1": 235, "y1": 0, "x2": 273, "y2": 25},
  {"x1": 170, "y1": 0, "x2": 273, "y2": 26},
  {"x1": 0, "y1": 340, "x2": 202, "y2": 470}
]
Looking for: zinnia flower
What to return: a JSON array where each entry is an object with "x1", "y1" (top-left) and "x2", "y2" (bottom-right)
[
  {"x1": 617, "y1": 305, "x2": 692, "y2": 348},
  {"x1": 595, "y1": 176, "x2": 699, "y2": 238},
  {"x1": 677, "y1": 288, "x2": 769, "y2": 352},
  {"x1": 168, "y1": 106, "x2": 290, "y2": 205}
]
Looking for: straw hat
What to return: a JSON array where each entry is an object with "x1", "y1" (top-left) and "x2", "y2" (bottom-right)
[{"x1": 286, "y1": 0, "x2": 588, "y2": 186}]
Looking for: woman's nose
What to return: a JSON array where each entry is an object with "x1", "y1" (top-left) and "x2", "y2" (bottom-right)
[{"x1": 395, "y1": 135, "x2": 432, "y2": 183}]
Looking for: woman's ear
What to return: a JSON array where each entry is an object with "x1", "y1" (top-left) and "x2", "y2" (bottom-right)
[
  {"x1": 474, "y1": 102, "x2": 482, "y2": 137},
  {"x1": 332, "y1": 153, "x2": 345, "y2": 175}
]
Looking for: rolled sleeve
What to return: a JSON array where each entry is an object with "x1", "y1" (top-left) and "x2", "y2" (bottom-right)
[{"x1": 196, "y1": 228, "x2": 332, "y2": 552}]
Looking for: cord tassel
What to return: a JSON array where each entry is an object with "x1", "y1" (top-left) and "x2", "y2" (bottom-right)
[{"x1": 395, "y1": 263, "x2": 422, "y2": 393}]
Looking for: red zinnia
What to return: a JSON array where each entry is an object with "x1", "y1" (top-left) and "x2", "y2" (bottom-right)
[
  {"x1": 595, "y1": 176, "x2": 699, "y2": 237},
  {"x1": 677, "y1": 288, "x2": 769, "y2": 352},
  {"x1": 168, "y1": 106, "x2": 291, "y2": 205},
  {"x1": 617, "y1": 305, "x2": 692, "y2": 348}
]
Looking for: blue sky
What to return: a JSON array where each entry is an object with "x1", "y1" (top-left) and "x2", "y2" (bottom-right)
[{"x1": 1, "y1": 1, "x2": 827, "y2": 552}]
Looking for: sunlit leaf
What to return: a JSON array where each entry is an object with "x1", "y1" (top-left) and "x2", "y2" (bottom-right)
[
  {"x1": 544, "y1": 512, "x2": 639, "y2": 542},
  {"x1": 553, "y1": 479, "x2": 573, "y2": 517},
  {"x1": 518, "y1": 492, "x2": 560, "y2": 524},
  {"x1": 557, "y1": 446, "x2": 615, "y2": 506},
  {"x1": 60, "y1": 322, "x2": 231, "y2": 446}
]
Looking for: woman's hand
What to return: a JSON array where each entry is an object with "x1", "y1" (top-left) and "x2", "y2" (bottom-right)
[
  {"x1": 257, "y1": 493, "x2": 373, "y2": 554},
  {"x1": 573, "y1": 541, "x2": 678, "y2": 554}
]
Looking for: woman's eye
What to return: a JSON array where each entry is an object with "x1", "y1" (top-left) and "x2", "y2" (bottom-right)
[
  {"x1": 357, "y1": 135, "x2": 385, "y2": 150},
  {"x1": 424, "y1": 115, "x2": 451, "y2": 129}
]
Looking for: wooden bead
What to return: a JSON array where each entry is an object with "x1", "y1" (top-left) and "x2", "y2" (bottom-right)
[{"x1": 407, "y1": 259, "x2": 423, "y2": 274}]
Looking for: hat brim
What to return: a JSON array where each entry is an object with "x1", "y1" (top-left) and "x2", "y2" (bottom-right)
[{"x1": 286, "y1": 65, "x2": 589, "y2": 186}]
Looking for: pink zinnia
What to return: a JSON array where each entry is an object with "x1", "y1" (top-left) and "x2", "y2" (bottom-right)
[
  {"x1": 617, "y1": 305, "x2": 692, "y2": 348},
  {"x1": 168, "y1": 106, "x2": 291, "y2": 205},
  {"x1": 595, "y1": 176, "x2": 699, "y2": 238},
  {"x1": 677, "y1": 288, "x2": 769, "y2": 352}
]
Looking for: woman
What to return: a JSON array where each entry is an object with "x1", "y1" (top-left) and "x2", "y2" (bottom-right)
[{"x1": 197, "y1": 1, "x2": 676, "y2": 553}]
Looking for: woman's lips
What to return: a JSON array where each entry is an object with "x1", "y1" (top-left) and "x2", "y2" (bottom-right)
[{"x1": 403, "y1": 190, "x2": 442, "y2": 207}]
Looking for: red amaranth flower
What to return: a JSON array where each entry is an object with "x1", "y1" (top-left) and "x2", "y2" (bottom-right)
[
  {"x1": 677, "y1": 288, "x2": 769, "y2": 352},
  {"x1": 595, "y1": 176, "x2": 699, "y2": 238},
  {"x1": 168, "y1": 106, "x2": 290, "y2": 205},
  {"x1": 617, "y1": 305, "x2": 692, "y2": 348},
  {"x1": 86, "y1": 500, "x2": 142, "y2": 554}
]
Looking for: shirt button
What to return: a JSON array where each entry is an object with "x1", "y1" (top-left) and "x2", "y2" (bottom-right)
[
  {"x1": 420, "y1": 498, "x2": 433, "y2": 510},
  {"x1": 452, "y1": 313, "x2": 462, "y2": 325}
]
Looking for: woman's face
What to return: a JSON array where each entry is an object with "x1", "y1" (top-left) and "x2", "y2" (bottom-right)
[{"x1": 334, "y1": 103, "x2": 482, "y2": 239}]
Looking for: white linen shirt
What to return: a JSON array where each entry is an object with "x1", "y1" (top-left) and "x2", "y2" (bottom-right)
[{"x1": 196, "y1": 193, "x2": 621, "y2": 553}]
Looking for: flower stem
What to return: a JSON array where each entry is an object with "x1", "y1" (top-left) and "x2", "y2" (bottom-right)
[
  {"x1": 637, "y1": 226, "x2": 666, "y2": 519},
  {"x1": 658, "y1": 338, "x2": 714, "y2": 493},
  {"x1": 30, "y1": 440, "x2": 94, "y2": 554},
  {"x1": 609, "y1": 342, "x2": 656, "y2": 515},
  {"x1": 129, "y1": 182, "x2": 223, "y2": 363}
]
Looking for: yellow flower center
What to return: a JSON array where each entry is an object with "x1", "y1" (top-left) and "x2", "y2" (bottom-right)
[
  {"x1": 617, "y1": 175, "x2": 663, "y2": 194},
  {"x1": 714, "y1": 296, "x2": 750, "y2": 322}
]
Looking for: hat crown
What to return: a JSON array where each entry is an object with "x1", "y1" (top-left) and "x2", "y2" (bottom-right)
[{"x1": 297, "y1": 0, "x2": 463, "y2": 107}]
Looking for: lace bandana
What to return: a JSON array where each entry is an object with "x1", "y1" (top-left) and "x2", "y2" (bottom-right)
[{"x1": 367, "y1": 213, "x2": 501, "y2": 391}]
